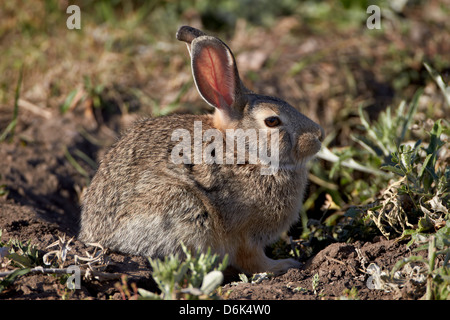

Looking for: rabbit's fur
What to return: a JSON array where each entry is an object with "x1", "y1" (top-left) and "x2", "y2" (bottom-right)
[{"x1": 79, "y1": 26, "x2": 324, "y2": 275}]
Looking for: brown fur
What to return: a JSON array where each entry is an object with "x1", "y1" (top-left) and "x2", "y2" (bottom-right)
[{"x1": 79, "y1": 26, "x2": 323, "y2": 275}]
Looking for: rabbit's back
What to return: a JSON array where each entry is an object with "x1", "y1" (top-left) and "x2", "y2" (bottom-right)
[{"x1": 79, "y1": 114, "x2": 222, "y2": 256}]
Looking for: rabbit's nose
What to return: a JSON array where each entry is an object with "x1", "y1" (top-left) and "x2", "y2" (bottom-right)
[{"x1": 316, "y1": 126, "x2": 324, "y2": 142}]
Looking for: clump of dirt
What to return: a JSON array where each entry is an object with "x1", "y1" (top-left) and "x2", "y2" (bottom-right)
[{"x1": 223, "y1": 240, "x2": 426, "y2": 300}]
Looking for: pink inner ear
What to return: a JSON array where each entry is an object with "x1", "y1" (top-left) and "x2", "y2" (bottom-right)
[{"x1": 194, "y1": 46, "x2": 235, "y2": 109}]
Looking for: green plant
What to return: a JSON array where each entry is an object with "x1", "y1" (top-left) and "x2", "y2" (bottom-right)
[
  {"x1": 0, "y1": 175, "x2": 8, "y2": 197},
  {"x1": 311, "y1": 63, "x2": 449, "y2": 242},
  {"x1": 0, "y1": 66, "x2": 22, "y2": 143},
  {"x1": 0, "y1": 268, "x2": 31, "y2": 293},
  {"x1": 0, "y1": 234, "x2": 117, "y2": 294},
  {"x1": 368, "y1": 118, "x2": 449, "y2": 239},
  {"x1": 302, "y1": 91, "x2": 424, "y2": 246},
  {"x1": 312, "y1": 273, "x2": 320, "y2": 294},
  {"x1": 424, "y1": 62, "x2": 450, "y2": 107},
  {"x1": 115, "y1": 275, "x2": 139, "y2": 300},
  {"x1": 384, "y1": 235, "x2": 449, "y2": 300},
  {"x1": 349, "y1": 65, "x2": 449, "y2": 300},
  {"x1": 340, "y1": 286, "x2": 359, "y2": 300},
  {"x1": 237, "y1": 272, "x2": 273, "y2": 284},
  {"x1": 309, "y1": 88, "x2": 422, "y2": 219},
  {"x1": 64, "y1": 146, "x2": 91, "y2": 185},
  {"x1": 0, "y1": 233, "x2": 40, "y2": 293},
  {"x1": 355, "y1": 89, "x2": 421, "y2": 164},
  {"x1": 143, "y1": 244, "x2": 228, "y2": 300},
  {"x1": 3, "y1": 237, "x2": 41, "y2": 269}
]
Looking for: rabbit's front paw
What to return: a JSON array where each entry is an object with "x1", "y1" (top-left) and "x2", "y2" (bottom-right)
[{"x1": 268, "y1": 258, "x2": 302, "y2": 275}]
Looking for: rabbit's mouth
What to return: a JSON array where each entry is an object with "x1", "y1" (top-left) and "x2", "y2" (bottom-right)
[{"x1": 278, "y1": 159, "x2": 311, "y2": 172}]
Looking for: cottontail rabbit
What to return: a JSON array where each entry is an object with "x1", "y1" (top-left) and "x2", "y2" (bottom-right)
[{"x1": 79, "y1": 26, "x2": 324, "y2": 275}]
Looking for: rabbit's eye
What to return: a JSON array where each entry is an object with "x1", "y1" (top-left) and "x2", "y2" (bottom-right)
[{"x1": 264, "y1": 116, "x2": 281, "y2": 127}]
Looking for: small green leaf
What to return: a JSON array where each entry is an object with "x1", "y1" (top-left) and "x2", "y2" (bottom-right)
[
  {"x1": 0, "y1": 268, "x2": 31, "y2": 293},
  {"x1": 200, "y1": 271, "x2": 224, "y2": 295},
  {"x1": 60, "y1": 89, "x2": 78, "y2": 114},
  {"x1": 418, "y1": 154, "x2": 433, "y2": 178},
  {"x1": 380, "y1": 165, "x2": 405, "y2": 176},
  {"x1": 424, "y1": 63, "x2": 450, "y2": 106},
  {"x1": 239, "y1": 273, "x2": 249, "y2": 283},
  {"x1": 417, "y1": 216, "x2": 434, "y2": 233},
  {"x1": 137, "y1": 288, "x2": 162, "y2": 300},
  {"x1": 7, "y1": 252, "x2": 34, "y2": 268}
]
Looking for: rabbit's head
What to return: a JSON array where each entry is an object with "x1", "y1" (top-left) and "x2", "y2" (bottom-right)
[{"x1": 177, "y1": 26, "x2": 323, "y2": 170}]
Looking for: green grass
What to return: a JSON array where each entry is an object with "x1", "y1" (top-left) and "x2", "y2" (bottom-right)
[
  {"x1": 142, "y1": 244, "x2": 228, "y2": 300},
  {"x1": 0, "y1": 66, "x2": 22, "y2": 142}
]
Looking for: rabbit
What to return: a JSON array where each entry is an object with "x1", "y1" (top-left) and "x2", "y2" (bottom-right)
[{"x1": 78, "y1": 25, "x2": 324, "y2": 275}]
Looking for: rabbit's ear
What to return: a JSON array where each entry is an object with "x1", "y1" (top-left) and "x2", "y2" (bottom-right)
[
  {"x1": 176, "y1": 26, "x2": 206, "y2": 55},
  {"x1": 190, "y1": 36, "x2": 246, "y2": 116}
]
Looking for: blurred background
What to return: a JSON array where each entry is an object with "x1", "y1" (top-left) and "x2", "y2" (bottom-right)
[
  {"x1": 2, "y1": 1, "x2": 448, "y2": 124},
  {"x1": 0, "y1": 0, "x2": 449, "y2": 250}
]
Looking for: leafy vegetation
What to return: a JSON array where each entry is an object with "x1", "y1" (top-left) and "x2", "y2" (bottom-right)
[
  {"x1": 0, "y1": 230, "x2": 38, "y2": 293},
  {"x1": 0, "y1": 66, "x2": 22, "y2": 142},
  {"x1": 0, "y1": 233, "x2": 114, "y2": 295},
  {"x1": 296, "y1": 64, "x2": 449, "y2": 299},
  {"x1": 140, "y1": 244, "x2": 228, "y2": 300}
]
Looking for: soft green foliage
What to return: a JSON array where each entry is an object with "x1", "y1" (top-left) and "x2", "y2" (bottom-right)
[
  {"x1": 311, "y1": 272, "x2": 320, "y2": 294},
  {"x1": 340, "y1": 286, "x2": 359, "y2": 300},
  {"x1": 181, "y1": 243, "x2": 228, "y2": 288},
  {"x1": 0, "y1": 66, "x2": 22, "y2": 143},
  {"x1": 303, "y1": 92, "x2": 425, "y2": 246},
  {"x1": 383, "y1": 120, "x2": 449, "y2": 195},
  {"x1": 238, "y1": 272, "x2": 273, "y2": 284},
  {"x1": 305, "y1": 63, "x2": 449, "y2": 242},
  {"x1": 424, "y1": 63, "x2": 450, "y2": 107},
  {"x1": 366, "y1": 118, "x2": 449, "y2": 239},
  {"x1": 0, "y1": 268, "x2": 31, "y2": 293},
  {"x1": 388, "y1": 236, "x2": 449, "y2": 300},
  {"x1": 0, "y1": 232, "x2": 41, "y2": 293},
  {"x1": 307, "y1": 65, "x2": 450, "y2": 300},
  {"x1": 146, "y1": 244, "x2": 228, "y2": 300},
  {"x1": 3, "y1": 237, "x2": 41, "y2": 269},
  {"x1": 356, "y1": 90, "x2": 421, "y2": 163}
]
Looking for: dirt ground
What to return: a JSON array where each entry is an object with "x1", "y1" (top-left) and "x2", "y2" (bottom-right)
[{"x1": 1, "y1": 2, "x2": 448, "y2": 301}]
